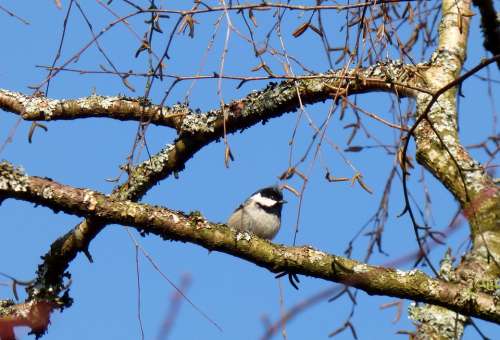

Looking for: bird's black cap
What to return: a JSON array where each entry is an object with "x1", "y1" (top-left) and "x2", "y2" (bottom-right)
[{"x1": 254, "y1": 186, "x2": 284, "y2": 203}]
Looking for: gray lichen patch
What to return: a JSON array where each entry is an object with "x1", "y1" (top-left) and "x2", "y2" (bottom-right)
[
  {"x1": 22, "y1": 95, "x2": 61, "y2": 120},
  {"x1": 83, "y1": 190, "x2": 98, "y2": 211},
  {"x1": 139, "y1": 144, "x2": 174, "y2": 174},
  {"x1": 0, "y1": 161, "x2": 28, "y2": 192},
  {"x1": 236, "y1": 231, "x2": 251, "y2": 242},
  {"x1": 429, "y1": 49, "x2": 462, "y2": 76},
  {"x1": 413, "y1": 86, "x2": 494, "y2": 201},
  {"x1": 366, "y1": 59, "x2": 404, "y2": 78},
  {"x1": 409, "y1": 302, "x2": 466, "y2": 338},
  {"x1": 473, "y1": 230, "x2": 500, "y2": 264},
  {"x1": 0, "y1": 299, "x2": 15, "y2": 310},
  {"x1": 396, "y1": 268, "x2": 424, "y2": 278},
  {"x1": 363, "y1": 59, "x2": 427, "y2": 88},
  {"x1": 114, "y1": 144, "x2": 175, "y2": 201},
  {"x1": 0, "y1": 89, "x2": 62, "y2": 120},
  {"x1": 159, "y1": 103, "x2": 214, "y2": 134},
  {"x1": 180, "y1": 108, "x2": 219, "y2": 134},
  {"x1": 305, "y1": 247, "x2": 327, "y2": 264},
  {"x1": 352, "y1": 263, "x2": 370, "y2": 273},
  {"x1": 75, "y1": 94, "x2": 121, "y2": 110},
  {"x1": 239, "y1": 80, "x2": 300, "y2": 118},
  {"x1": 41, "y1": 187, "x2": 54, "y2": 200}
]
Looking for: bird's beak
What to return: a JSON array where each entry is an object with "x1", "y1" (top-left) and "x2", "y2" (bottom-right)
[{"x1": 280, "y1": 200, "x2": 287, "y2": 204}]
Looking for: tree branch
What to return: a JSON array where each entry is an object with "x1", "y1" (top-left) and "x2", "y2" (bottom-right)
[
  {"x1": 0, "y1": 62, "x2": 428, "y2": 132},
  {"x1": 472, "y1": 0, "x2": 500, "y2": 68},
  {"x1": 0, "y1": 161, "x2": 499, "y2": 325},
  {"x1": 403, "y1": 0, "x2": 500, "y2": 336}
]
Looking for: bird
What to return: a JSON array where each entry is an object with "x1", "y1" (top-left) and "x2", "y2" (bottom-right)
[{"x1": 227, "y1": 186, "x2": 286, "y2": 240}]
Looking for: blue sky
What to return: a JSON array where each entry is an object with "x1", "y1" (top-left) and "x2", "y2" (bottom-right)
[{"x1": 0, "y1": 1, "x2": 498, "y2": 339}]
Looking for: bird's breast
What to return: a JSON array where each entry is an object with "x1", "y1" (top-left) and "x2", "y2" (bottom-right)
[{"x1": 228, "y1": 202, "x2": 281, "y2": 240}]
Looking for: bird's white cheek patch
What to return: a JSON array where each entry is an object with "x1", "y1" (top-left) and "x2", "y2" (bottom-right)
[{"x1": 251, "y1": 193, "x2": 277, "y2": 207}]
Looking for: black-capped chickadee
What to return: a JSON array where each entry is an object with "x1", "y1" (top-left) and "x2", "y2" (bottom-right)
[{"x1": 227, "y1": 186, "x2": 286, "y2": 240}]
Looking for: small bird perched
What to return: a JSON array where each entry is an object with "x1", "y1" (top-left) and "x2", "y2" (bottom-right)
[{"x1": 227, "y1": 186, "x2": 286, "y2": 240}]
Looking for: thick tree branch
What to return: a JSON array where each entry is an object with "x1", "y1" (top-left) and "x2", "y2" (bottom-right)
[
  {"x1": 0, "y1": 62, "x2": 427, "y2": 132},
  {"x1": 0, "y1": 161, "x2": 499, "y2": 325},
  {"x1": 472, "y1": 0, "x2": 500, "y2": 68},
  {"x1": 412, "y1": 0, "x2": 499, "y2": 265},
  {"x1": 405, "y1": 0, "x2": 500, "y2": 336}
]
